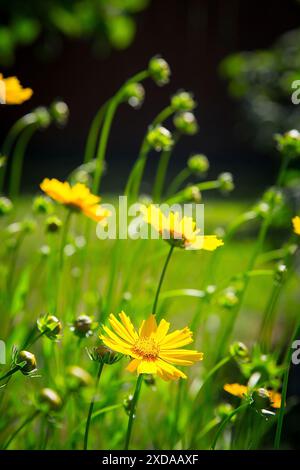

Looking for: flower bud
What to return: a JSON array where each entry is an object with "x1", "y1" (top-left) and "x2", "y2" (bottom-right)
[
  {"x1": 88, "y1": 345, "x2": 121, "y2": 365},
  {"x1": 50, "y1": 100, "x2": 69, "y2": 126},
  {"x1": 171, "y1": 90, "x2": 196, "y2": 112},
  {"x1": 216, "y1": 403, "x2": 234, "y2": 420},
  {"x1": 146, "y1": 126, "x2": 174, "y2": 152},
  {"x1": 32, "y1": 196, "x2": 53, "y2": 215},
  {"x1": 122, "y1": 82, "x2": 145, "y2": 109},
  {"x1": 218, "y1": 172, "x2": 234, "y2": 193},
  {"x1": 37, "y1": 314, "x2": 62, "y2": 341},
  {"x1": 66, "y1": 365, "x2": 93, "y2": 390},
  {"x1": 71, "y1": 314, "x2": 96, "y2": 338},
  {"x1": 21, "y1": 218, "x2": 36, "y2": 234},
  {"x1": 143, "y1": 374, "x2": 156, "y2": 387},
  {"x1": 148, "y1": 56, "x2": 171, "y2": 86},
  {"x1": 218, "y1": 287, "x2": 239, "y2": 309},
  {"x1": 0, "y1": 196, "x2": 13, "y2": 216},
  {"x1": 252, "y1": 388, "x2": 271, "y2": 410},
  {"x1": 187, "y1": 154, "x2": 209, "y2": 174},
  {"x1": 184, "y1": 185, "x2": 202, "y2": 203},
  {"x1": 275, "y1": 129, "x2": 300, "y2": 160},
  {"x1": 38, "y1": 388, "x2": 62, "y2": 412},
  {"x1": 45, "y1": 216, "x2": 62, "y2": 233},
  {"x1": 173, "y1": 112, "x2": 198, "y2": 135},
  {"x1": 34, "y1": 106, "x2": 51, "y2": 129},
  {"x1": 39, "y1": 244, "x2": 51, "y2": 258},
  {"x1": 16, "y1": 350, "x2": 37, "y2": 375},
  {"x1": 274, "y1": 263, "x2": 287, "y2": 284},
  {"x1": 230, "y1": 342, "x2": 249, "y2": 362}
]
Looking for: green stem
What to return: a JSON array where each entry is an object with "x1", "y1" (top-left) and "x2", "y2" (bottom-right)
[
  {"x1": 0, "y1": 365, "x2": 20, "y2": 382},
  {"x1": 9, "y1": 123, "x2": 38, "y2": 199},
  {"x1": 152, "y1": 132, "x2": 180, "y2": 202},
  {"x1": 164, "y1": 180, "x2": 220, "y2": 205},
  {"x1": 152, "y1": 245, "x2": 174, "y2": 316},
  {"x1": 124, "y1": 374, "x2": 143, "y2": 450},
  {"x1": 170, "y1": 379, "x2": 183, "y2": 449},
  {"x1": 84, "y1": 101, "x2": 109, "y2": 164},
  {"x1": 3, "y1": 410, "x2": 40, "y2": 449},
  {"x1": 274, "y1": 323, "x2": 300, "y2": 449},
  {"x1": 166, "y1": 167, "x2": 191, "y2": 198},
  {"x1": 210, "y1": 402, "x2": 249, "y2": 450},
  {"x1": 93, "y1": 70, "x2": 149, "y2": 194},
  {"x1": 83, "y1": 362, "x2": 104, "y2": 450},
  {"x1": 0, "y1": 114, "x2": 35, "y2": 193},
  {"x1": 55, "y1": 210, "x2": 72, "y2": 313}
]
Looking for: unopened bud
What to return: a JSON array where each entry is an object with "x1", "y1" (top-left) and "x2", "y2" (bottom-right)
[
  {"x1": 39, "y1": 388, "x2": 62, "y2": 412},
  {"x1": 148, "y1": 56, "x2": 171, "y2": 86},
  {"x1": 218, "y1": 172, "x2": 234, "y2": 193},
  {"x1": 45, "y1": 216, "x2": 62, "y2": 233},
  {"x1": 147, "y1": 126, "x2": 174, "y2": 152},
  {"x1": 50, "y1": 100, "x2": 69, "y2": 126},
  {"x1": 0, "y1": 197, "x2": 13, "y2": 216},
  {"x1": 171, "y1": 90, "x2": 196, "y2": 112},
  {"x1": 188, "y1": 154, "x2": 209, "y2": 174},
  {"x1": 173, "y1": 112, "x2": 198, "y2": 135},
  {"x1": 122, "y1": 82, "x2": 145, "y2": 109},
  {"x1": 66, "y1": 365, "x2": 93, "y2": 390},
  {"x1": 16, "y1": 350, "x2": 37, "y2": 375}
]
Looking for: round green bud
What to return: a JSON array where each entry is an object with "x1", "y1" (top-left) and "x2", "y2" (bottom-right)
[
  {"x1": 218, "y1": 172, "x2": 234, "y2": 193},
  {"x1": 66, "y1": 365, "x2": 93, "y2": 389},
  {"x1": 50, "y1": 100, "x2": 69, "y2": 126},
  {"x1": 72, "y1": 314, "x2": 94, "y2": 338},
  {"x1": 17, "y1": 350, "x2": 37, "y2": 375},
  {"x1": 91, "y1": 345, "x2": 120, "y2": 365},
  {"x1": 34, "y1": 106, "x2": 51, "y2": 129},
  {"x1": 171, "y1": 90, "x2": 196, "y2": 112},
  {"x1": 218, "y1": 287, "x2": 239, "y2": 309},
  {"x1": 184, "y1": 185, "x2": 202, "y2": 203},
  {"x1": 45, "y1": 216, "x2": 62, "y2": 233},
  {"x1": 146, "y1": 126, "x2": 174, "y2": 152},
  {"x1": 0, "y1": 197, "x2": 13, "y2": 216},
  {"x1": 122, "y1": 82, "x2": 145, "y2": 109},
  {"x1": 39, "y1": 388, "x2": 62, "y2": 412},
  {"x1": 32, "y1": 196, "x2": 53, "y2": 215},
  {"x1": 217, "y1": 403, "x2": 234, "y2": 420},
  {"x1": 187, "y1": 154, "x2": 209, "y2": 174},
  {"x1": 173, "y1": 112, "x2": 198, "y2": 135},
  {"x1": 148, "y1": 56, "x2": 171, "y2": 86},
  {"x1": 37, "y1": 314, "x2": 62, "y2": 340},
  {"x1": 21, "y1": 218, "x2": 36, "y2": 234},
  {"x1": 275, "y1": 129, "x2": 300, "y2": 159},
  {"x1": 230, "y1": 342, "x2": 249, "y2": 361}
]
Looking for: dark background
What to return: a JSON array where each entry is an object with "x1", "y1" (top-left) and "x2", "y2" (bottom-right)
[{"x1": 1, "y1": 0, "x2": 300, "y2": 194}]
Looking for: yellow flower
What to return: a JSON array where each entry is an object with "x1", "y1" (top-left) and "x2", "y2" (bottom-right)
[
  {"x1": 40, "y1": 178, "x2": 110, "y2": 223},
  {"x1": 142, "y1": 204, "x2": 223, "y2": 250},
  {"x1": 0, "y1": 74, "x2": 33, "y2": 105},
  {"x1": 100, "y1": 312, "x2": 203, "y2": 381},
  {"x1": 292, "y1": 216, "x2": 300, "y2": 235},
  {"x1": 224, "y1": 383, "x2": 282, "y2": 409}
]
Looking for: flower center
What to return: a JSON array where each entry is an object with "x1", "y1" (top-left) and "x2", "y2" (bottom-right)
[{"x1": 132, "y1": 337, "x2": 160, "y2": 360}]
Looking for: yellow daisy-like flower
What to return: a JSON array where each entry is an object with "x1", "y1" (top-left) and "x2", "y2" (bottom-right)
[
  {"x1": 0, "y1": 73, "x2": 33, "y2": 105},
  {"x1": 40, "y1": 178, "x2": 110, "y2": 223},
  {"x1": 224, "y1": 383, "x2": 282, "y2": 409},
  {"x1": 292, "y1": 216, "x2": 300, "y2": 235},
  {"x1": 100, "y1": 312, "x2": 203, "y2": 381},
  {"x1": 142, "y1": 204, "x2": 223, "y2": 250}
]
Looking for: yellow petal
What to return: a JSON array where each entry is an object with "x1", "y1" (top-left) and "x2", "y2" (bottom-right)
[
  {"x1": 156, "y1": 358, "x2": 187, "y2": 380},
  {"x1": 188, "y1": 235, "x2": 224, "y2": 251},
  {"x1": 119, "y1": 311, "x2": 139, "y2": 341},
  {"x1": 108, "y1": 314, "x2": 136, "y2": 345},
  {"x1": 159, "y1": 349, "x2": 203, "y2": 365},
  {"x1": 137, "y1": 361, "x2": 158, "y2": 375},
  {"x1": 126, "y1": 359, "x2": 140, "y2": 373},
  {"x1": 155, "y1": 319, "x2": 170, "y2": 343},
  {"x1": 160, "y1": 327, "x2": 193, "y2": 349},
  {"x1": 139, "y1": 315, "x2": 157, "y2": 337},
  {"x1": 292, "y1": 216, "x2": 300, "y2": 235}
]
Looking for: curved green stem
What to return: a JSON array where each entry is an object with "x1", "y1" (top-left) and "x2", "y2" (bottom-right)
[
  {"x1": 210, "y1": 402, "x2": 249, "y2": 450},
  {"x1": 152, "y1": 245, "x2": 174, "y2": 316},
  {"x1": 164, "y1": 180, "x2": 220, "y2": 205},
  {"x1": 84, "y1": 101, "x2": 109, "y2": 164},
  {"x1": 83, "y1": 362, "x2": 104, "y2": 450},
  {"x1": 153, "y1": 132, "x2": 180, "y2": 202},
  {"x1": 9, "y1": 123, "x2": 38, "y2": 199},
  {"x1": 0, "y1": 114, "x2": 35, "y2": 193},
  {"x1": 3, "y1": 410, "x2": 40, "y2": 449},
  {"x1": 166, "y1": 167, "x2": 191, "y2": 198},
  {"x1": 0, "y1": 365, "x2": 20, "y2": 382},
  {"x1": 93, "y1": 70, "x2": 149, "y2": 194},
  {"x1": 124, "y1": 374, "x2": 143, "y2": 450}
]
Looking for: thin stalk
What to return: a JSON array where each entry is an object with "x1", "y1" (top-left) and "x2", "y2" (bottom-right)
[
  {"x1": 55, "y1": 210, "x2": 72, "y2": 313},
  {"x1": 0, "y1": 114, "x2": 35, "y2": 193},
  {"x1": 93, "y1": 70, "x2": 149, "y2": 194},
  {"x1": 170, "y1": 379, "x2": 183, "y2": 449},
  {"x1": 152, "y1": 245, "x2": 174, "y2": 316},
  {"x1": 152, "y1": 132, "x2": 180, "y2": 202},
  {"x1": 124, "y1": 374, "x2": 143, "y2": 450},
  {"x1": 164, "y1": 180, "x2": 220, "y2": 205},
  {"x1": 210, "y1": 402, "x2": 249, "y2": 450},
  {"x1": 83, "y1": 362, "x2": 104, "y2": 450},
  {"x1": 84, "y1": 101, "x2": 109, "y2": 164},
  {"x1": 3, "y1": 410, "x2": 40, "y2": 449},
  {"x1": 9, "y1": 123, "x2": 38, "y2": 198},
  {"x1": 0, "y1": 365, "x2": 20, "y2": 382},
  {"x1": 166, "y1": 167, "x2": 191, "y2": 198},
  {"x1": 274, "y1": 323, "x2": 300, "y2": 449}
]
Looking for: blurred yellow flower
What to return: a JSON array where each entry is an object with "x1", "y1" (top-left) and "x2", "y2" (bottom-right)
[
  {"x1": 40, "y1": 178, "x2": 110, "y2": 223},
  {"x1": 100, "y1": 312, "x2": 203, "y2": 381},
  {"x1": 0, "y1": 74, "x2": 33, "y2": 105},
  {"x1": 224, "y1": 383, "x2": 281, "y2": 409},
  {"x1": 142, "y1": 204, "x2": 223, "y2": 250},
  {"x1": 292, "y1": 216, "x2": 300, "y2": 235}
]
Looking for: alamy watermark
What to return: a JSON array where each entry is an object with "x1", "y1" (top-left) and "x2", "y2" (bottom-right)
[
  {"x1": 291, "y1": 80, "x2": 300, "y2": 104},
  {"x1": 95, "y1": 198, "x2": 204, "y2": 245},
  {"x1": 0, "y1": 78, "x2": 6, "y2": 105},
  {"x1": 0, "y1": 340, "x2": 6, "y2": 365}
]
